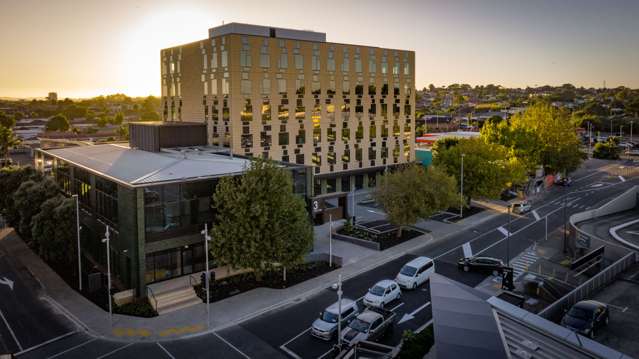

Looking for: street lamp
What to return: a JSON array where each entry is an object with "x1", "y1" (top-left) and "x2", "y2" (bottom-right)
[
  {"x1": 506, "y1": 204, "x2": 511, "y2": 265},
  {"x1": 350, "y1": 189, "x2": 356, "y2": 224},
  {"x1": 73, "y1": 194, "x2": 82, "y2": 291},
  {"x1": 329, "y1": 214, "x2": 333, "y2": 267},
  {"x1": 336, "y1": 274, "x2": 343, "y2": 349},
  {"x1": 460, "y1": 153, "x2": 465, "y2": 218},
  {"x1": 563, "y1": 184, "x2": 568, "y2": 254},
  {"x1": 201, "y1": 223, "x2": 212, "y2": 329},
  {"x1": 101, "y1": 225, "x2": 112, "y2": 324}
]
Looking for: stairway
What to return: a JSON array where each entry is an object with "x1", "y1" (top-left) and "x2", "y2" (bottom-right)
[{"x1": 149, "y1": 285, "x2": 202, "y2": 315}]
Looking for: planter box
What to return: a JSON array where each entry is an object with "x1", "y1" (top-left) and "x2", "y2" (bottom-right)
[{"x1": 333, "y1": 232, "x2": 381, "y2": 251}]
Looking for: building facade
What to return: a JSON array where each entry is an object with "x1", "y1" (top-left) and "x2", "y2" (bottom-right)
[{"x1": 161, "y1": 23, "x2": 415, "y2": 195}]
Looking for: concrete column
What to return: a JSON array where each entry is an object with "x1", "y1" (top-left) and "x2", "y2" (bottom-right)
[{"x1": 135, "y1": 188, "x2": 147, "y2": 298}]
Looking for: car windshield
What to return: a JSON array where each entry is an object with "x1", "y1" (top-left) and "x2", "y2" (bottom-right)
[
  {"x1": 348, "y1": 319, "x2": 369, "y2": 333},
  {"x1": 568, "y1": 307, "x2": 592, "y2": 320},
  {"x1": 320, "y1": 311, "x2": 338, "y2": 323},
  {"x1": 369, "y1": 285, "x2": 386, "y2": 296},
  {"x1": 400, "y1": 265, "x2": 417, "y2": 276}
]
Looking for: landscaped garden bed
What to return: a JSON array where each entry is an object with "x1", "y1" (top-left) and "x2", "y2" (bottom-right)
[
  {"x1": 335, "y1": 220, "x2": 424, "y2": 250},
  {"x1": 195, "y1": 260, "x2": 339, "y2": 303},
  {"x1": 443, "y1": 205, "x2": 485, "y2": 223}
]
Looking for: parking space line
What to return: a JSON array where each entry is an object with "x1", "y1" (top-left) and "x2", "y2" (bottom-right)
[
  {"x1": 14, "y1": 330, "x2": 78, "y2": 357},
  {"x1": 156, "y1": 342, "x2": 176, "y2": 359},
  {"x1": 389, "y1": 302, "x2": 405, "y2": 312},
  {"x1": 280, "y1": 344, "x2": 303, "y2": 359},
  {"x1": 606, "y1": 303, "x2": 629, "y2": 313},
  {"x1": 531, "y1": 210, "x2": 540, "y2": 221},
  {"x1": 46, "y1": 337, "x2": 97, "y2": 359},
  {"x1": 0, "y1": 307, "x2": 22, "y2": 351},
  {"x1": 317, "y1": 348, "x2": 334, "y2": 359},
  {"x1": 281, "y1": 327, "x2": 311, "y2": 347},
  {"x1": 212, "y1": 331, "x2": 251, "y2": 359},
  {"x1": 96, "y1": 342, "x2": 134, "y2": 359}
]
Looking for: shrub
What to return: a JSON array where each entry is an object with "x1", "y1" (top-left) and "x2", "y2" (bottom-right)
[
  {"x1": 399, "y1": 326, "x2": 434, "y2": 359},
  {"x1": 115, "y1": 300, "x2": 158, "y2": 318}
]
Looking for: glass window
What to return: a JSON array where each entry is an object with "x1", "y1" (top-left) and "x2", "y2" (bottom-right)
[{"x1": 279, "y1": 132, "x2": 289, "y2": 145}]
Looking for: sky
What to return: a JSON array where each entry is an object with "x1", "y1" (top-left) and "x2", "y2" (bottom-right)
[{"x1": 1, "y1": 0, "x2": 638, "y2": 98}]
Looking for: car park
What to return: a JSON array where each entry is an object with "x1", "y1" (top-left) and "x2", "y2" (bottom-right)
[
  {"x1": 395, "y1": 256, "x2": 435, "y2": 289},
  {"x1": 560, "y1": 300, "x2": 609, "y2": 338},
  {"x1": 311, "y1": 298, "x2": 361, "y2": 340},
  {"x1": 340, "y1": 308, "x2": 396, "y2": 346},
  {"x1": 511, "y1": 201, "x2": 532, "y2": 214},
  {"x1": 363, "y1": 280, "x2": 401, "y2": 308},
  {"x1": 458, "y1": 256, "x2": 505, "y2": 273}
]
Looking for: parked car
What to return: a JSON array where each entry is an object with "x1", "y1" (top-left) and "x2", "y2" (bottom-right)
[
  {"x1": 458, "y1": 256, "x2": 505, "y2": 273},
  {"x1": 395, "y1": 256, "x2": 435, "y2": 289},
  {"x1": 561, "y1": 300, "x2": 609, "y2": 338},
  {"x1": 340, "y1": 308, "x2": 396, "y2": 346},
  {"x1": 363, "y1": 280, "x2": 401, "y2": 308},
  {"x1": 555, "y1": 177, "x2": 573, "y2": 186},
  {"x1": 311, "y1": 298, "x2": 361, "y2": 340},
  {"x1": 511, "y1": 201, "x2": 532, "y2": 214}
]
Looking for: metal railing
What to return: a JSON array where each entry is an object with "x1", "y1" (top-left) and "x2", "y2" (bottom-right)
[
  {"x1": 146, "y1": 286, "x2": 158, "y2": 312},
  {"x1": 539, "y1": 252, "x2": 636, "y2": 321},
  {"x1": 189, "y1": 274, "x2": 200, "y2": 288}
]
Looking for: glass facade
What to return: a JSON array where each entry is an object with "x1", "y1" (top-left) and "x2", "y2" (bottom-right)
[{"x1": 145, "y1": 243, "x2": 213, "y2": 283}]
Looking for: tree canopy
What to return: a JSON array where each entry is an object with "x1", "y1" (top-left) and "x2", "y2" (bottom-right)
[
  {"x1": 13, "y1": 178, "x2": 60, "y2": 242},
  {"x1": 32, "y1": 195, "x2": 75, "y2": 264},
  {"x1": 210, "y1": 158, "x2": 313, "y2": 279},
  {"x1": 433, "y1": 137, "x2": 527, "y2": 201},
  {"x1": 593, "y1": 137, "x2": 621, "y2": 160},
  {"x1": 46, "y1": 114, "x2": 70, "y2": 132},
  {"x1": 0, "y1": 125, "x2": 20, "y2": 158},
  {"x1": 0, "y1": 112, "x2": 16, "y2": 128},
  {"x1": 480, "y1": 117, "x2": 542, "y2": 172},
  {"x1": 375, "y1": 165, "x2": 458, "y2": 236}
]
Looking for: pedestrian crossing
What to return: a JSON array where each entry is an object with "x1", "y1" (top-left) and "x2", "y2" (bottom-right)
[
  {"x1": 510, "y1": 249, "x2": 539, "y2": 279},
  {"x1": 548, "y1": 199, "x2": 589, "y2": 210}
]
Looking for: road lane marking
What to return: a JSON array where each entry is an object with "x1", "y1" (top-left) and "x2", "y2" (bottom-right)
[
  {"x1": 0, "y1": 276, "x2": 14, "y2": 290},
  {"x1": 14, "y1": 330, "x2": 79, "y2": 357},
  {"x1": 497, "y1": 226, "x2": 511, "y2": 237},
  {"x1": 156, "y1": 342, "x2": 176, "y2": 359},
  {"x1": 531, "y1": 210, "x2": 540, "y2": 221},
  {"x1": 389, "y1": 302, "x2": 405, "y2": 312},
  {"x1": 280, "y1": 344, "x2": 303, "y2": 359},
  {"x1": 0, "y1": 308, "x2": 22, "y2": 351},
  {"x1": 398, "y1": 301, "x2": 431, "y2": 325},
  {"x1": 46, "y1": 337, "x2": 97, "y2": 359},
  {"x1": 96, "y1": 342, "x2": 134, "y2": 359},
  {"x1": 606, "y1": 303, "x2": 629, "y2": 312},
  {"x1": 212, "y1": 332, "x2": 251, "y2": 359},
  {"x1": 619, "y1": 175, "x2": 626, "y2": 182},
  {"x1": 281, "y1": 327, "x2": 311, "y2": 347}
]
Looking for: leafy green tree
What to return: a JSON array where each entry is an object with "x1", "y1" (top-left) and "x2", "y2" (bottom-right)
[
  {"x1": 375, "y1": 165, "x2": 458, "y2": 237},
  {"x1": 32, "y1": 196, "x2": 75, "y2": 264},
  {"x1": 13, "y1": 178, "x2": 60, "y2": 241},
  {"x1": 113, "y1": 112, "x2": 124, "y2": 125},
  {"x1": 0, "y1": 166, "x2": 41, "y2": 226},
  {"x1": 431, "y1": 137, "x2": 459, "y2": 159},
  {"x1": 210, "y1": 158, "x2": 313, "y2": 280},
  {"x1": 46, "y1": 114, "x2": 70, "y2": 132},
  {"x1": 0, "y1": 112, "x2": 16, "y2": 128},
  {"x1": 0, "y1": 125, "x2": 21, "y2": 158},
  {"x1": 593, "y1": 137, "x2": 621, "y2": 160},
  {"x1": 480, "y1": 118, "x2": 542, "y2": 172},
  {"x1": 434, "y1": 138, "x2": 527, "y2": 201},
  {"x1": 507, "y1": 102, "x2": 584, "y2": 175},
  {"x1": 117, "y1": 124, "x2": 129, "y2": 140}
]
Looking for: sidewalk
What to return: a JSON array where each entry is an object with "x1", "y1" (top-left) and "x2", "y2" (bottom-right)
[{"x1": 0, "y1": 205, "x2": 504, "y2": 343}]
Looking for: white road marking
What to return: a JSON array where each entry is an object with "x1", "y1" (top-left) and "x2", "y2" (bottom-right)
[
  {"x1": 398, "y1": 302, "x2": 431, "y2": 325},
  {"x1": 627, "y1": 231, "x2": 639, "y2": 236},
  {"x1": 0, "y1": 277, "x2": 14, "y2": 290},
  {"x1": 281, "y1": 327, "x2": 311, "y2": 347},
  {"x1": 156, "y1": 342, "x2": 176, "y2": 359},
  {"x1": 531, "y1": 210, "x2": 540, "y2": 221},
  {"x1": 46, "y1": 337, "x2": 97, "y2": 359},
  {"x1": 96, "y1": 342, "x2": 134, "y2": 359},
  {"x1": 212, "y1": 332, "x2": 251, "y2": 359},
  {"x1": 14, "y1": 331, "x2": 78, "y2": 357},
  {"x1": 606, "y1": 303, "x2": 629, "y2": 312},
  {"x1": 280, "y1": 344, "x2": 303, "y2": 359},
  {"x1": 389, "y1": 302, "x2": 405, "y2": 312},
  {"x1": 497, "y1": 226, "x2": 511, "y2": 237},
  {"x1": 619, "y1": 175, "x2": 626, "y2": 182},
  {"x1": 0, "y1": 308, "x2": 22, "y2": 351}
]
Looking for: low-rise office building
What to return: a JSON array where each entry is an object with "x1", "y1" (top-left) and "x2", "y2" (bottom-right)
[{"x1": 35, "y1": 122, "x2": 311, "y2": 297}]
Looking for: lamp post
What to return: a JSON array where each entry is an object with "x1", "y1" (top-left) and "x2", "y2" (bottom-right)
[
  {"x1": 101, "y1": 225, "x2": 112, "y2": 324},
  {"x1": 460, "y1": 153, "x2": 465, "y2": 218},
  {"x1": 73, "y1": 194, "x2": 82, "y2": 291},
  {"x1": 329, "y1": 214, "x2": 333, "y2": 267},
  {"x1": 201, "y1": 223, "x2": 212, "y2": 329},
  {"x1": 631, "y1": 120, "x2": 634, "y2": 144},
  {"x1": 337, "y1": 274, "x2": 343, "y2": 349},
  {"x1": 563, "y1": 184, "x2": 568, "y2": 254},
  {"x1": 351, "y1": 189, "x2": 356, "y2": 224},
  {"x1": 506, "y1": 204, "x2": 511, "y2": 265}
]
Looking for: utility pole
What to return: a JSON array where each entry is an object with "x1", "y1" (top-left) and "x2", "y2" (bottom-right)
[
  {"x1": 460, "y1": 153, "x2": 465, "y2": 218},
  {"x1": 329, "y1": 214, "x2": 333, "y2": 267},
  {"x1": 201, "y1": 223, "x2": 212, "y2": 328},
  {"x1": 73, "y1": 194, "x2": 82, "y2": 291},
  {"x1": 101, "y1": 225, "x2": 112, "y2": 325}
]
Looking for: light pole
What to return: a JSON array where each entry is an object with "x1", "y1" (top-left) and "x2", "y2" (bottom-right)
[
  {"x1": 460, "y1": 153, "x2": 465, "y2": 218},
  {"x1": 337, "y1": 274, "x2": 343, "y2": 349},
  {"x1": 201, "y1": 223, "x2": 212, "y2": 329},
  {"x1": 73, "y1": 194, "x2": 82, "y2": 292},
  {"x1": 563, "y1": 185, "x2": 568, "y2": 254},
  {"x1": 506, "y1": 204, "x2": 511, "y2": 265},
  {"x1": 587, "y1": 122, "x2": 592, "y2": 158},
  {"x1": 329, "y1": 214, "x2": 333, "y2": 267},
  {"x1": 350, "y1": 189, "x2": 356, "y2": 224},
  {"x1": 101, "y1": 225, "x2": 112, "y2": 324},
  {"x1": 631, "y1": 120, "x2": 634, "y2": 144}
]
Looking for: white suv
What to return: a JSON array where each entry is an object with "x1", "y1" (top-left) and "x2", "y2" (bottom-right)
[
  {"x1": 363, "y1": 280, "x2": 401, "y2": 308},
  {"x1": 396, "y1": 256, "x2": 435, "y2": 289}
]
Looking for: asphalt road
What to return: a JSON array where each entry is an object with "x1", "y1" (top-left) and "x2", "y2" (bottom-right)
[{"x1": 4, "y1": 160, "x2": 639, "y2": 359}]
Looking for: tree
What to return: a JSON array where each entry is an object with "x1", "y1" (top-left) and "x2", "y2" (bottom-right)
[
  {"x1": 507, "y1": 102, "x2": 584, "y2": 175},
  {"x1": 0, "y1": 166, "x2": 41, "y2": 227},
  {"x1": 32, "y1": 195, "x2": 75, "y2": 264},
  {"x1": 13, "y1": 178, "x2": 60, "y2": 241},
  {"x1": 210, "y1": 158, "x2": 313, "y2": 280},
  {"x1": 113, "y1": 112, "x2": 124, "y2": 125},
  {"x1": 433, "y1": 138, "x2": 527, "y2": 201},
  {"x1": 375, "y1": 165, "x2": 458, "y2": 237},
  {"x1": 46, "y1": 114, "x2": 70, "y2": 132},
  {"x1": 0, "y1": 125, "x2": 21, "y2": 158},
  {"x1": 480, "y1": 118, "x2": 542, "y2": 172},
  {"x1": 592, "y1": 137, "x2": 620, "y2": 160},
  {"x1": 117, "y1": 124, "x2": 129, "y2": 140},
  {"x1": 0, "y1": 112, "x2": 16, "y2": 128}
]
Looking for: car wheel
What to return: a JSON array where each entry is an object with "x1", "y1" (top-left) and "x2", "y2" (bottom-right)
[
  {"x1": 464, "y1": 265, "x2": 470, "y2": 272},
  {"x1": 590, "y1": 330, "x2": 595, "y2": 339}
]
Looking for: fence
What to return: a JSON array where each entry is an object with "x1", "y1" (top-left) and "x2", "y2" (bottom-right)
[{"x1": 539, "y1": 252, "x2": 636, "y2": 321}]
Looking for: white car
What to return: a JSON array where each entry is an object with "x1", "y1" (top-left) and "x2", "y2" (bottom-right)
[
  {"x1": 363, "y1": 280, "x2": 401, "y2": 308},
  {"x1": 395, "y1": 256, "x2": 435, "y2": 289},
  {"x1": 511, "y1": 201, "x2": 532, "y2": 214}
]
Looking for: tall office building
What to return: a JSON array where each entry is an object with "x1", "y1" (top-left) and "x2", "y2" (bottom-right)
[{"x1": 161, "y1": 23, "x2": 415, "y2": 195}]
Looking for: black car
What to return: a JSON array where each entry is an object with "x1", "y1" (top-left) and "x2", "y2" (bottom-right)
[
  {"x1": 458, "y1": 256, "x2": 505, "y2": 273},
  {"x1": 555, "y1": 177, "x2": 572, "y2": 186},
  {"x1": 560, "y1": 300, "x2": 609, "y2": 338}
]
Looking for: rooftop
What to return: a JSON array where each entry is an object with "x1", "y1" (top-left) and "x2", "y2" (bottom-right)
[
  {"x1": 208, "y1": 22, "x2": 326, "y2": 42},
  {"x1": 39, "y1": 144, "x2": 252, "y2": 187}
]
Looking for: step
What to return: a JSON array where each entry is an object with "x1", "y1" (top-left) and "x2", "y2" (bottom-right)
[
  {"x1": 157, "y1": 296, "x2": 203, "y2": 315},
  {"x1": 155, "y1": 286, "x2": 196, "y2": 302},
  {"x1": 156, "y1": 290, "x2": 198, "y2": 307}
]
